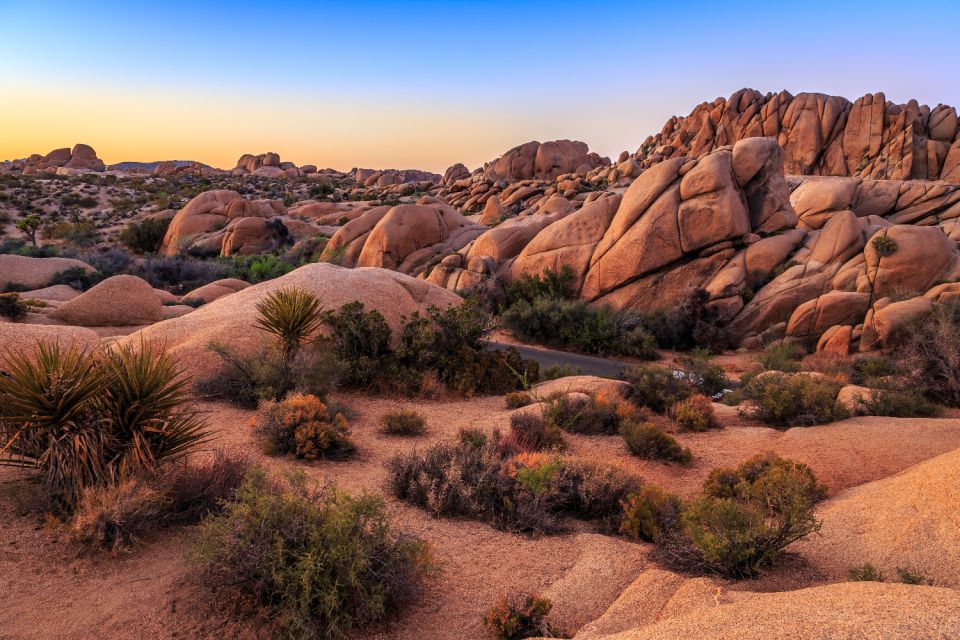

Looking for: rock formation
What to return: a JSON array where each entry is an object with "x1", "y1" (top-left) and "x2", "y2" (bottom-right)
[
  {"x1": 636, "y1": 88, "x2": 960, "y2": 182},
  {"x1": 16, "y1": 144, "x2": 106, "y2": 175}
]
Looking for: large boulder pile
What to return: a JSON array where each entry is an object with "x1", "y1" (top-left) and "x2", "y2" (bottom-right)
[
  {"x1": 484, "y1": 140, "x2": 608, "y2": 181},
  {"x1": 636, "y1": 88, "x2": 960, "y2": 182},
  {"x1": 117, "y1": 263, "x2": 460, "y2": 375},
  {"x1": 231, "y1": 152, "x2": 317, "y2": 178},
  {"x1": 18, "y1": 144, "x2": 106, "y2": 175}
]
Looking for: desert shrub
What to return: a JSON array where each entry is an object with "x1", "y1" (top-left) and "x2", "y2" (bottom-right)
[
  {"x1": 669, "y1": 394, "x2": 719, "y2": 431},
  {"x1": 191, "y1": 470, "x2": 433, "y2": 640},
  {"x1": 0, "y1": 341, "x2": 208, "y2": 511},
  {"x1": 457, "y1": 427, "x2": 490, "y2": 448},
  {"x1": 623, "y1": 365, "x2": 694, "y2": 413},
  {"x1": 504, "y1": 266, "x2": 577, "y2": 306},
  {"x1": 70, "y1": 451, "x2": 251, "y2": 551},
  {"x1": 851, "y1": 355, "x2": 898, "y2": 385},
  {"x1": 198, "y1": 341, "x2": 337, "y2": 408},
  {"x1": 71, "y1": 246, "x2": 134, "y2": 277},
  {"x1": 505, "y1": 391, "x2": 533, "y2": 409},
  {"x1": 388, "y1": 440, "x2": 640, "y2": 534},
  {"x1": 895, "y1": 304, "x2": 960, "y2": 406},
  {"x1": 137, "y1": 255, "x2": 229, "y2": 293},
  {"x1": 620, "y1": 422, "x2": 691, "y2": 463},
  {"x1": 380, "y1": 410, "x2": 427, "y2": 436},
  {"x1": 322, "y1": 300, "x2": 535, "y2": 396},
  {"x1": 121, "y1": 216, "x2": 171, "y2": 253},
  {"x1": 678, "y1": 350, "x2": 727, "y2": 396},
  {"x1": 799, "y1": 352, "x2": 853, "y2": 380},
  {"x1": 502, "y1": 296, "x2": 657, "y2": 358},
  {"x1": 226, "y1": 254, "x2": 298, "y2": 283},
  {"x1": 872, "y1": 234, "x2": 898, "y2": 257},
  {"x1": 896, "y1": 567, "x2": 933, "y2": 585},
  {"x1": 70, "y1": 477, "x2": 169, "y2": 551},
  {"x1": 542, "y1": 392, "x2": 626, "y2": 435},
  {"x1": 739, "y1": 372, "x2": 846, "y2": 427},
  {"x1": 483, "y1": 592, "x2": 557, "y2": 640},
  {"x1": 559, "y1": 460, "x2": 643, "y2": 532},
  {"x1": 0, "y1": 291, "x2": 27, "y2": 319},
  {"x1": 539, "y1": 364, "x2": 582, "y2": 380},
  {"x1": 858, "y1": 388, "x2": 939, "y2": 418},
  {"x1": 848, "y1": 563, "x2": 884, "y2": 582},
  {"x1": 49, "y1": 266, "x2": 103, "y2": 291},
  {"x1": 680, "y1": 453, "x2": 826, "y2": 578},
  {"x1": 757, "y1": 342, "x2": 803, "y2": 372},
  {"x1": 253, "y1": 393, "x2": 353, "y2": 460},
  {"x1": 42, "y1": 221, "x2": 99, "y2": 246},
  {"x1": 635, "y1": 288, "x2": 727, "y2": 351},
  {"x1": 256, "y1": 287, "x2": 324, "y2": 360},
  {"x1": 510, "y1": 413, "x2": 566, "y2": 451},
  {"x1": 620, "y1": 485, "x2": 684, "y2": 543}
]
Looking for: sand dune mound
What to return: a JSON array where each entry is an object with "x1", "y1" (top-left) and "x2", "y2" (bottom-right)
[
  {"x1": 575, "y1": 581, "x2": 960, "y2": 639},
  {"x1": 117, "y1": 263, "x2": 460, "y2": 375},
  {"x1": 797, "y1": 446, "x2": 960, "y2": 587}
]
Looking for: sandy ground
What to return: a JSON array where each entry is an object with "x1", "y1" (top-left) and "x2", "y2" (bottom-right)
[{"x1": 3, "y1": 390, "x2": 960, "y2": 639}]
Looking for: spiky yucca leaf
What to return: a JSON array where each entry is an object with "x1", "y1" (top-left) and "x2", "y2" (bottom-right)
[
  {"x1": 254, "y1": 287, "x2": 324, "y2": 358},
  {"x1": 102, "y1": 341, "x2": 210, "y2": 477}
]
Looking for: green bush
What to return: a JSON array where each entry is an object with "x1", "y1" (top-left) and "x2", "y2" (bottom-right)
[
  {"x1": 540, "y1": 364, "x2": 582, "y2": 380},
  {"x1": 380, "y1": 410, "x2": 427, "y2": 436},
  {"x1": 483, "y1": 592, "x2": 557, "y2": 640},
  {"x1": 253, "y1": 393, "x2": 354, "y2": 460},
  {"x1": 620, "y1": 485, "x2": 684, "y2": 543},
  {"x1": 321, "y1": 299, "x2": 536, "y2": 396},
  {"x1": 623, "y1": 365, "x2": 693, "y2": 413},
  {"x1": 620, "y1": 422, "x2": 691, "y2": 463},
  {"x1": 191, "y1": 470, "x2": 433, "y2": 640},
  {"x1": 859, "y1": 388, "x2": 939, "y2": 418},
  {"x1": 502, "y1": 296, "x2": 657, "y2": 358},
  {"x1": 678, "y1": 350, "x2": 727, "y2": 396},
  {"x1": 634, "y1": 288, "x2": 727, "y2": 351},
  {"x1": 681, "y1": 453, "x2": 826, "y2": 578},
  {"x1": 0, "y1": 291, "x2": 27, "y2": 319},
  {"x1": 50, "y1": 266, "x2": 103, "y2": 291},
  {"x1": 851, "y1": 355, "x2": 898, "y2": 385},
  {"x1": 739, "y1": 372, "x2": 846, "y2": 427},
  {"x1": 848, "y1": 563, "x2": 884, "y2": 582},
  {"x1": 871, "y1": 234, "x2": 898, "y2": 257},
  {"x1": 120, "y1": 217, "x2": 171, "y2": 253},
  {"x1": 42, "y1": 222, "x2": 99, "y2": 246},
  {"x1": 504, "y1": 266, "x2": 577, "y2": 306},
  {"x1": 0, "y1": 341, "x2": 208, "y2": 511},
  {"x1": 757, "y1": 342, "x2": 803, "y2": 372}
]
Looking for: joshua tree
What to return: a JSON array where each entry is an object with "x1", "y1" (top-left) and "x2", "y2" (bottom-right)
[{"x1": 15, "y1": 215, "x2": 41, "y2": 247}]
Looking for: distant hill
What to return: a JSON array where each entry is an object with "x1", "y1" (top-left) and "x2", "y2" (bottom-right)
[{"x1": 107, "y1": 160, "x2": 213, "y2": 172}]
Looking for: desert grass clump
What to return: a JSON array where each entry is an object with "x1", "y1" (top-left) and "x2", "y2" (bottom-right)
[
  {"x1": 252, "y1": 393, "x2": 353, "y2": 460},
  {"x1": 678, "y1": 453, "x2": 826, "y2": 578},
  {"x1": 668, "y1": 394, "x2": 719, "y2": 432},
  {"x1": 69, "y1": 451, "x2": 252, "y2": 551},
  {"x1": 738, "y1": 372, "x2": 846, "y2": 427},
  {"x1": 380, "y1": 410, "x2": 427, "y2": 436},
  {"x1": 0, "y1": 341, "x2": 208, "y2": 511},
  {"x1": 871, "y1": 233, "x2": 898, "y2": 257},
  {"x1": 620, "y1": 421, "x2": 691, "y2": 464},
  {"x1": 542, "y1": 392, "x2": 627, "y2": 435},
  {"x1": 510, "y1": 412, "x2": 566, "y2": 452},
  {"x1": 191, "y1": 470, "x2": 434, "y2": 640},
  {"x1": 483, "y1": 592, "x2": 558, "y2": 640},
  {"x1": 848, "y1": 563, "x2": 885, "y2": 582},
  {"x1": 505, "y1": 391, "x2": 533, "y2": 409}
]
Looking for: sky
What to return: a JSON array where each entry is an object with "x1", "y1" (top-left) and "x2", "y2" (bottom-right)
[{"x1": 1, "y1": 0, "x2": 958, "y2": 173}]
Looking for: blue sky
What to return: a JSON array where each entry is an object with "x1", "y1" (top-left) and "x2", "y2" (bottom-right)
[{"x1": 1, "y1": 0, "x2": 958, "y2": 171}]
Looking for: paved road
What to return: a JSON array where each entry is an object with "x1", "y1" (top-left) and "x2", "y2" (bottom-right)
[{"x1": 488, "y1": 341, "x2": 633, "y2": 378}]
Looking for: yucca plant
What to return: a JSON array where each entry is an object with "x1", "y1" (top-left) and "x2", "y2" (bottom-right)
[
  {"x1": 0, "y1": 340, "x2": 209, "y2": 511},
  {"x1": 0, "y1": 342, "x2": 112, "y2": 509},
  {"x1": 254, "y1": 287, "x2": 324, "y2": 360},
  {"x1": 102, "y1": 342, "x2": 210, "y2": 478}
]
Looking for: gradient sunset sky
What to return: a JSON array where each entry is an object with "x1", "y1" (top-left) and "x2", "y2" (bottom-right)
[{"x1": 2, "y1": 0, "x2": 958, "y2": 172}]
